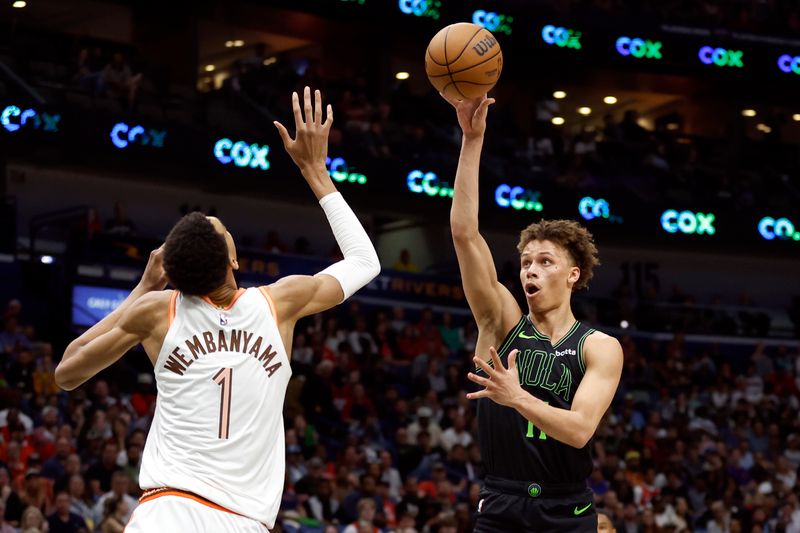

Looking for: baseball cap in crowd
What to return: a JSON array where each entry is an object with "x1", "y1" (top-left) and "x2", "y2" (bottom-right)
[{"x1": 417, "y1": 406, "x2": 433, "y2": 418}]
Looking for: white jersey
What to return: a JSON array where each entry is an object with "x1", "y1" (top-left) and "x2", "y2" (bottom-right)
[{"x1": 139, "y1": 287, "x2": 291, "y2": 528}]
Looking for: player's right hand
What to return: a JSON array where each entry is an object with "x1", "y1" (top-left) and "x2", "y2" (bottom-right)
[
  {"x1": 138, "y1": 245, "x2": 169, "y2": 292},
  {"x1": 274, "y1": 86, "x2": 333, "y2": 174},
  {"x1": 440, "y1": 92, "x2": 495, "y2": 140}
]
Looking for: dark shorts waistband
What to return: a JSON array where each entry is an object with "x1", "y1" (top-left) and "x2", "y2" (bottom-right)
[{"x1": 484, "y1": 476, "x2": 589, "y2": 498}]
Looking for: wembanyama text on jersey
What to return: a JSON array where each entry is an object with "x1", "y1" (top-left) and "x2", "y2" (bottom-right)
[
  {"x1": 476, "y1": 317, "x2": 596, "y2": 484},
  {"x1": 139, "y1": 287, "x2": 291, "y2": 529}
]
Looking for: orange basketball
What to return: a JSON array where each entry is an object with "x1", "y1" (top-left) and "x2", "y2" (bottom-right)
[{"x1": 425, "y1": 22, "x2": 503, "y2": 100}]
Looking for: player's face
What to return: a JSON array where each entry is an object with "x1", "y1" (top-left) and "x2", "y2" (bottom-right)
[
  {"x1": 597, "y1": 513, "x2": 616, "y2": 532},
  {"x1": 519, "y1": 239, "x2": 580, "y2": 312},
  {"x1": 206, "y1": 216, "x2": 239, "y2": 271}
]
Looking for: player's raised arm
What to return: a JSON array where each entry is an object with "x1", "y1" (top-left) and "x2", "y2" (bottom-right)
[
  {"x1": 442, "y1": 93, "x2": 521, "y2": 339},
  {"x1": 269, "y1": 86, "x2": 380, "y2": 325},
  {"x1": 55, "y1": 247, "x2": 170, "y2": 390}
]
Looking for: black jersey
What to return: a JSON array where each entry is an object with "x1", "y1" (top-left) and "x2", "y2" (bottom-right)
[{"x1": 476, "y1": 316, "x2": 596, "y2": 483}]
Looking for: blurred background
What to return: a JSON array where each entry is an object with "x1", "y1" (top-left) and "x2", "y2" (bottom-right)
[{"x1": 0, "y1": 0, "x2": 799, "y2": 531}]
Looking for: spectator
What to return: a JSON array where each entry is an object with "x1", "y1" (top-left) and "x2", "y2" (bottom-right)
[
  {"x1": 0, "y1": 499, "x2": 13, "y2": 533},
  {"x1": 66, "y1": 475, "x2": 93, "y2": 530},
  {"x1": 19, "y1": 505, "x2": 48, "y2": 533},
  {"x1": 343, "y1": 497, "x2": 379, "y2": 533},
  {"x1": 392, "y1": 250, "x2": 419, "y2": 273},
  {"x1": 47, "y1": 491, "x2": 87, "y2": 533},
  {"x1": 104, "y1": 202, "x2": 136, "y2": 237},
  {"x1": 97, "y1": 496, "x2": 127, "y2": 533},
  {"x1": 101, "y1": 52, "x2": 142, "y2": 110},
  {"x1": 440, "y1": 414, "x2": 471, "y2": 453},
  {"x1": 92, "y1": 470, "x2": 137, "y2": 526}
]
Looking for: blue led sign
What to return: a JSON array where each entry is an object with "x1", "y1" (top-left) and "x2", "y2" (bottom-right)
[
  {"x1": 110, "y1": 123, "x2": 166, "y2": 149},
  {"x1": 660, "y1": 210, "x2": 715, "y2": 235},
  {"x1": 214, "y1": 138, "x2": 270, "y2": 170},
  {"x1": 541, "y1": 25, "x2": 582, "y2": 49},
  {"x1": 407, "y1": 170, "x2": 453, "y2": 198},
  {"x1": 495, "y1": 185, "x2": 542, "y2": 211},
  {"x1": 1, "y1": 105, "x2": 61, "y2": 133},
  {"x1": 758, "y1": 217, "x2": 799, "y2": 241}
]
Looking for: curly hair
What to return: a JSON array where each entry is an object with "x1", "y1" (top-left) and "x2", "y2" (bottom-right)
[
  {"x1": 163, "y1": 212, "x2": 229, "y2": 296},
  {"x1": 516, "y1": 219, "x2": 600, "y2": 291}
]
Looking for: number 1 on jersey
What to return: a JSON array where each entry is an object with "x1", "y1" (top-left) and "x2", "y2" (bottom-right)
[{"x1": 212, "y1": 368, "x2": 233, "y2": 439}]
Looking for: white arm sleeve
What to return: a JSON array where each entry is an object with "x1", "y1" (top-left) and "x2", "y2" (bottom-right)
[{"x1": 319, "y1": 192, "x2": 380, "y2": 301}]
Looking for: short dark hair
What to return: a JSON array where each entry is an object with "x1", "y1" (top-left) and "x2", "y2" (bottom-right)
[
  {"x1": 163, "y1": 212, "x2": 228, "y2": 295},
  {"x1": 516, "y1": 219, "x2": 599, "y2": 291}
]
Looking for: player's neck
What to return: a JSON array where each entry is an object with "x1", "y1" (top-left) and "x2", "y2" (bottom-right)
[
  {"x1": 528, "y1": 301, "x2": 575, "y2": 343},
  {"x1": 205, "y1": 277, "x2": 239, "y2": 308}
]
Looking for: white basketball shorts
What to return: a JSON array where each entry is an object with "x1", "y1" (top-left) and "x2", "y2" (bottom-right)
[{"x1": 125, "y1": 490, "x2": 269, "y2": 533}]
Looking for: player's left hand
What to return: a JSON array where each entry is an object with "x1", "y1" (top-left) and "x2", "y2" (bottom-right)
[
  {"x1": 466, "y1": 347, "x2": 526, "y2": 408},
  {"x1": 274, "y1": 86, "x2": 333, "y2": 174}
]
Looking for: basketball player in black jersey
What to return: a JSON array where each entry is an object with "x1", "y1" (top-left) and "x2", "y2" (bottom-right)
[{"x1": 442, "y1": 91, "x2": 623, "y2": 532}]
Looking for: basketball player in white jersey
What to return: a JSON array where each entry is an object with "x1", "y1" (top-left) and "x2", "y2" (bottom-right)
[{"x1": 54, "y1": 86, "x2": 380, "y2": 532}]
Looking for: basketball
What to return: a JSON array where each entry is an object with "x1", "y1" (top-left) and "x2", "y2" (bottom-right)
[{"x1": 425, "y1": 22, "x2": 503, "y2": 100}]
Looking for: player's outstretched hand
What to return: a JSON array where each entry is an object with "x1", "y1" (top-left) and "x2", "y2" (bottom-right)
[
  {"x1": 440, "y1": 92, "x2": 495, "y2": 140},
  {"x1": 274, "y1": 86, "x2": 333, "y2": 174},
  {"x1": 138, "y1": 245, "x2": 169, "y2": 292},
  {"x1": 466, "y1": 347, "x2": 525, "y2": 408}
]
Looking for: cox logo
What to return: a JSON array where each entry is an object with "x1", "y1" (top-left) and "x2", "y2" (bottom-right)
[
  {"x1": 214, "y1": 138, "x2": 270, "y2": 170},
  {"x1": 616, "y1": 37, "x2": 662, "y2": 59},
  {"x1": 495, "y1": 185, "x2": 542, "y2": 211},
  {"x1": 541, "y1": 25, "x2": 582, "y2": 50},
  {"x1": 758, "y1": 217, "x2": 800, "y2": 241},
  {"x1": 110, "y1": 123, "x2": 166, "y2": 149},
  {"x1": 407, "y1": 170, "x2": 453, "y2": 198},
  {"x1": 660, "y1": 210, "x2": 716, "y2": 235},
  {"x1": 1, "y1": 105, "x2": 61, "y2": 133},
  {"x1": 472, "y1": 10, "x2": 513, "y2": 35},
  {"x1": 698, "y1": 46, "x2": 743, "y2": 68},
  {"x1": 398, "y1": 0, "x2": 441, "y2": 19},
  {"x1": 778, "y1": 55, "x2": 800, "y2": 75},
  {"x1": 326, "y1": 157, "x2": 367, "y2": 185},
  {"x1": 578, "y1": 197, "x2": 622, "y2": 223}
]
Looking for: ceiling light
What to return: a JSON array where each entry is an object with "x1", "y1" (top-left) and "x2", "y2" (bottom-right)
[
  {"x1": 603, "y1": 96, "x2": 617, "y2": 104},
  {"x1": 204, "y1": 65, "x2": 215, "y2": 72},
  {"x1": 551, "y1": 117, "x2": 565, "y2": 125},
  {"x1": 225, "y1": 40, "x2": 234, "y2": 48},
  {"x1": 741, "y1": 109, "x2": 756, "y2": 117},
  {"x1": 395, "y1": 72, "x2": 410, "y2": 80},
  {"x1": 793, "y1": 114, "x2": 800, "y2": 121},
  {"x1": 233, "y1": 40, "x2": 245, "y2": 47},
  {"x1": 12, "y1": 0, "x2": 26, "y2": 7},
  {"x1": 578, "y1": 107, "x2": 591, "y2": 116},
  {"x1": 262, "y1": 57, "x2": 277, "y2": 66},
  {"x1": 666, "y1": 123, "x2": 679, "y2": 131},
  {"x1": 553, "y1": 91, "x2": 566, "y2": 99},
  {"x1": 40, "y1": 255, "x2": 53, "y2": 264}
]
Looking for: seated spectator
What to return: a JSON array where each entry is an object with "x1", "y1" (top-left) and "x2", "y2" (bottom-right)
[
  {"x1": 47, "y1": 491, "x2": 88, "y2": 533},
  {"x1": 343, "y1": 497, "x2": 379, "y2": 533},
  {"x1": 104, "y1": 202, "x2": 136, "y2": 237},
  {"x1": 392, "y1": 249, "x2": 419, "y2": 273},
  {"x1": 67, "y1": 474, "x2": 93, "y2": 530},
  {"x1": 98, "y1": 496, "x2": 127, "y2": 533},
  {"x1": 101, "y1": 52, "x2": 142, "y2": 110},
  {"x1": 18, "y1": 505, "x2": 48, "y2": 533},
  {"x1": 92, "y1": 470, "x2": 137, "y2": 526}
]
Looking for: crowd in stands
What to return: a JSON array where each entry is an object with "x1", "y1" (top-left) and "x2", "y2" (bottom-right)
[{"x1": 2, "y1": 290, "x2": 800, "y2": 532}]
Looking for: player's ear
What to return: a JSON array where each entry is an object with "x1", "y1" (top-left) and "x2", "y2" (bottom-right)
[
  {"x1": 231, "y1": 257, "x2": 239, "y2": 271},
  {"x1": 568, "y1": 266, "x2": 580, "y2": 286}
]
